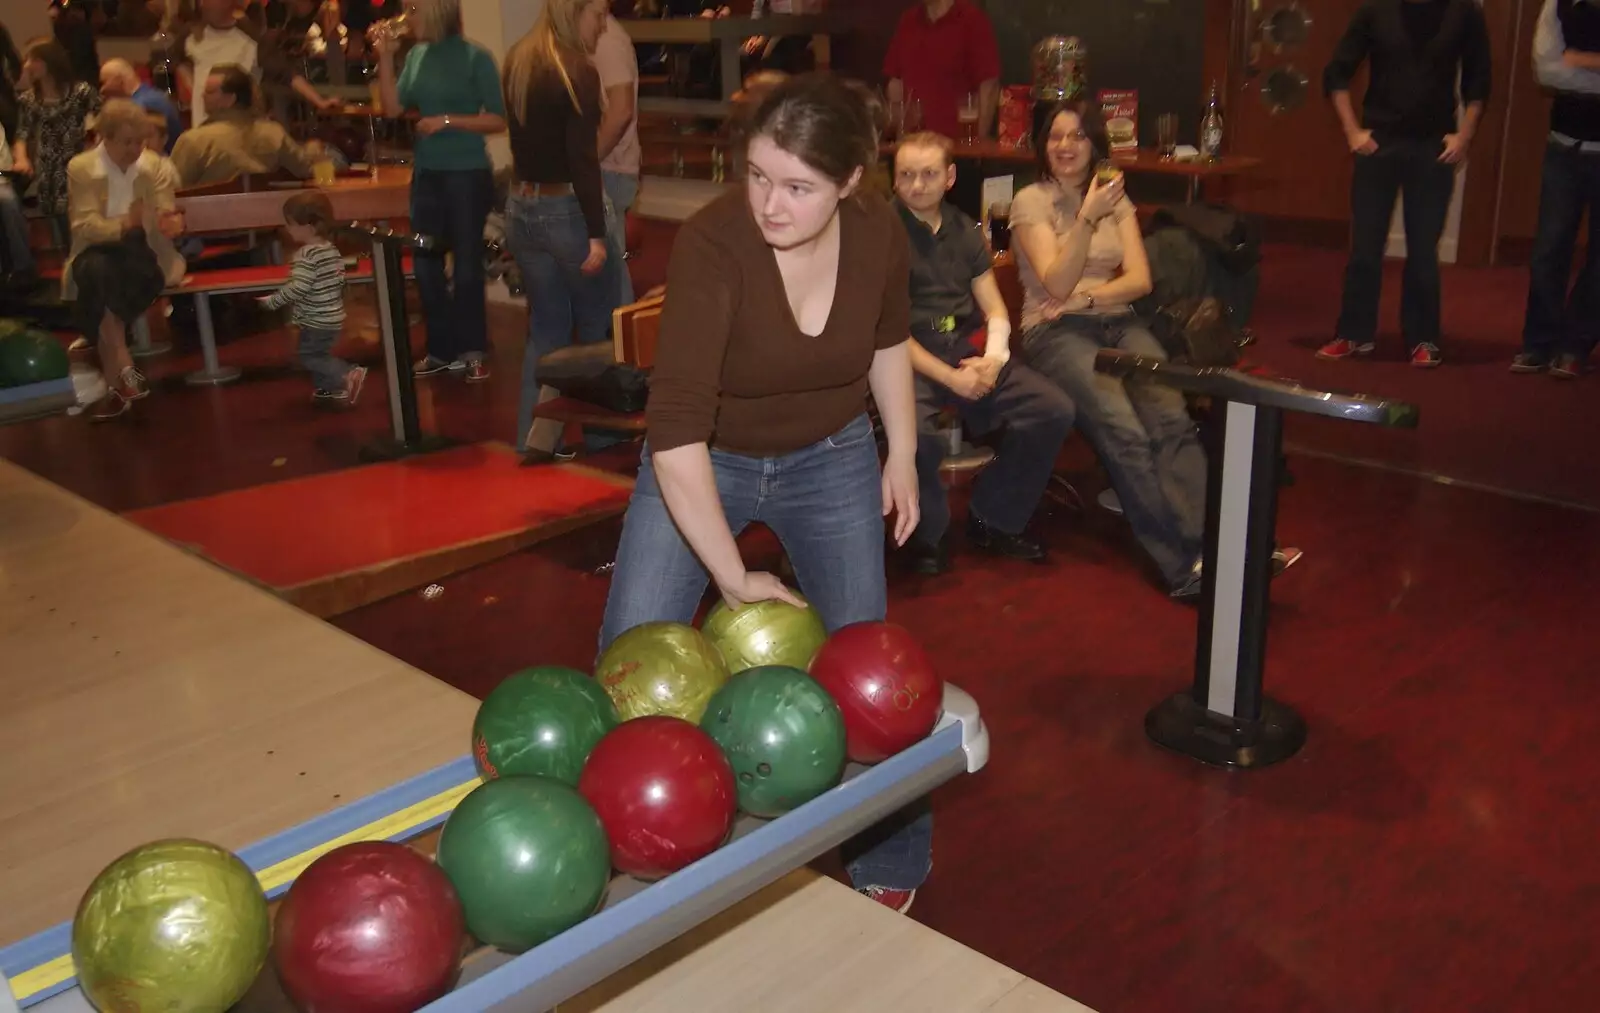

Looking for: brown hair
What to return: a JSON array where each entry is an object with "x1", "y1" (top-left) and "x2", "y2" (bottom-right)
[
  {"x1": 1034, "y1": 99, "x2": 1109, "y2": 193},
  {"x1": 23, "y1": 39, "x2": 77, "y2": 95},
  {"x1": 283, "y1": 191, "x2": 336, "y2": 238},
  {"x1": 746, "y1": 72, "x2": 878, "y2": 189},
  {"x1": 896, "y1": 131, "x2": 955, "y2": 168},
  {"x1": 210, "y1": 63, "x2": 256, "y2": 109}
]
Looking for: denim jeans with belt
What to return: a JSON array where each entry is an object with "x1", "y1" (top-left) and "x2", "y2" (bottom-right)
[
  {"x1": 1522, "y1": 139, "x2": 1600, "y2": 361},
  {"x1": 506, "y1": 191, "x2": 617, "y2": 449},
  {"x1": 410, "y1": 168, "x2": 495, "y2": 364},
  {"x1": 599, "y1": 414, "x2": 933, "y2": 892},
  {"x1": 1022, "y1": 313, "x2": 1206, "y2": 587}
]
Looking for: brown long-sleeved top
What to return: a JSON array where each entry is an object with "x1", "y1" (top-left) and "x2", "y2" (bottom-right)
[
  {"x1": 505, "y1": 61, "x2": 606, "y2": 238},
  {"x1": 647, "y1": 190, "x2": 911, "y2": 456}
]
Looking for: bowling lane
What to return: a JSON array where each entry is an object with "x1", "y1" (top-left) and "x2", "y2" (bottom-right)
[{"x1": 0, "y1": 459, "x2": 478, "y2": 952}]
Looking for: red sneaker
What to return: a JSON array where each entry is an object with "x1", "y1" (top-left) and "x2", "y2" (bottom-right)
[
  {"x1": 857, "y1": 886, "x2": 916, "y2": 914},
  {"x1": 1410, "y1": 343, "x2": 1442, "y2": 368},
  {"x1": 1316, "y1": 338, "x2": 1376, "y2": 361}
]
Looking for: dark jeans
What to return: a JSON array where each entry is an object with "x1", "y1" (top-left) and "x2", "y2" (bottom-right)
[
  {"x1": 68, "y1": 236, "x2": 164, "y2": 340},
  {"x1": 912, "y1": 325, "x2": 1075, "y2": 545},
  {"x1": 1021, "y1": 313, "x2": 1207, "y2": 586},
  {"x1": 1522, "y1": 140, "x2": 1600, "y2": 360},
  {"x1": 296, "y1": 326, "x2": 353, "y2": 392},
  {"x1": 599, "y1": 415, "x2": 931, "y2": 892},
  {"x1": 410, "y1": 167, "x2": 494, "y2": 365},
  {"x1": 1335, "y1": 138, "x2": 1456, "y2": 347}
]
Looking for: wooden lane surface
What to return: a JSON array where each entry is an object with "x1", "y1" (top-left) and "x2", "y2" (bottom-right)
[
  {"x1": 176, "y1": 166, "x2": 412, "y2": 235},
  {"x1": 561, "y1": 868, "x2": 1095, "y2": 1013},
  {"x1": 0, "y1": 459, "x2": 476, "y2": 949}
]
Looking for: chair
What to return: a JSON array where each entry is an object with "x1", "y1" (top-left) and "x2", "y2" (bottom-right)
[{"x1": 524, "y1": 293, "x2": 663, "y2": 454}]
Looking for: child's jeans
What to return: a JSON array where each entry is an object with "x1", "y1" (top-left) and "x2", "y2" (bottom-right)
[{"x1": 297, "y1": 326, "x2": 352, "y2": 391}]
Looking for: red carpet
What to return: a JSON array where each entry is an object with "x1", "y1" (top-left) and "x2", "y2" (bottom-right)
[{"x1": 1244, "y1": 244, "x2": 1600, "y2": 509}]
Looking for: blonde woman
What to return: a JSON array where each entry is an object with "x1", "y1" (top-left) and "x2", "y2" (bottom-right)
[
  {"x1": 375, "y1": 0, "x2": 506, "y2": 383},
  {"x1": 501, "y1": 0, "x2": 611, "y2": 458},
  {"x1": 64, "y1": 100, "x2": 186, "y2": 422}
]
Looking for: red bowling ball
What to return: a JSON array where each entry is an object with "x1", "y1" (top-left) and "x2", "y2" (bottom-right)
[
  {"x1": 272, "y1": 842, "x2": 464, "y2": 1013},
  {"x1": 578, "y1": 717, "x2": 736, "y2": 880},
  {"x1": 808, "y1": 621, "x2": 943, "y2": 763}
]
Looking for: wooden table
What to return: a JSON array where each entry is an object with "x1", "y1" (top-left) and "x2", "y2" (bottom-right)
[
  {"x1": 176, "y1": 166, "x2": 413, "y2": 235},
  {"x1": 0, "y1": 458, "x2": 477, "y2": 957},
  {"x1": 562, "y1": 868, "x2": 1091, "y2": 1013}
]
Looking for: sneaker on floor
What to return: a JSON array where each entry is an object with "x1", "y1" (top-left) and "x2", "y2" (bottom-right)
[
  {"x1": 465, "y1": 360, "x2": 491, "y2": 383},
  {"x1": 345, "y1": 366, "x2": 368, "y2": 405},
  {"x1": 312, "y1": 388, "x2": 350, "y2": 403},
  {"x1": 857, "y1": 886, "x2": 916, "y2": 914},
  {"x1": 1550, "y1": 353, "x2": 1583, "y2": 380},
  {"x1": 1410, "y1": 343, "x2": 1442, "y2": 368},
  {"x1": 1316, "y1": 338, "x2": 1375, "y2": 361},
  {"x1": 120, "y1": 366, "x2": 150, "y2": 400},
  {"x1": 413, "y1": 355, "x2": 453, "y2": 377},
  {"x1": 1510, "y1": 351, "x2": 1550, "y2": 374},
  {"x1": 90, "y1": 389, "x2": 131, "y2": 422},
  {"x1": 68, "y1": 336, "x2": 89, "y2": 352},
  {"x1": 1169, "y1": 559, "x2": 1204, "y2": 601},
  {"x1": 1273, "y1": 546, "x2": 1304, "y2": 574}
]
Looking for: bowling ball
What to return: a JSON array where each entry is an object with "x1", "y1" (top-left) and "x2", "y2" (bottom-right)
[
  {"x1": 273, "y1": 842, "x2": 464, "y2": 1013},
  {"x1": 72, "y1": 838, "x2": 270, "y2": 1013},
  {"x1": 578, "y1": 717, "x2": 736, "y2": 879},
  {"x1": 808, "y1": 622, "x2": 943, "y2": 763},
  {"x1": 594, "y1": 622, "x2": 729, "y2": 724},
  {"x1": 472, "y1": 666, "x2": 619, "y2": 785},
  {"x1": 0, "y1": 329, "x2": 69, "y2": 388},
  {"x1": 436, "y1": 777, "x2": 610, "y2": 953},
  {"x1": 701, "y1": 598, "x2": 827, "y2": 674},
  {"x1": 700, "y1": 665, "x2": 847, "y2": 817}
]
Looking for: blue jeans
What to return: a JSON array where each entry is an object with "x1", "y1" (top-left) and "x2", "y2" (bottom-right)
[
  {"x1": 297, "y1": 326, "x2": 353, "y2": 392},
  {"x1": 410, "y1": 168, "x2": 494, "y2": 364},
  {"x1": 599, "y1": 414, "x2": 933, "y2": 892},
  {"x1": 0, "y1": 182, "x2": 33, "y2": 274},
  {"x1": 507, "y1": 192, "x2": 616, "y2": 450},
  {"x1": 1022, "y1": 314, "x2": 1206, "y2": 587},
  {"x1": 1522, "y1": 140, "x2": 1600, "y2": 360},
  {"x1": 602, "y1": 171, "x2": 638, "y2": 307}
]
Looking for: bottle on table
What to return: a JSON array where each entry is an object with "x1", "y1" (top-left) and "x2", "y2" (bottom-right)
[{"x1": 1199, "y1": 81, "x2": 1224, "y2": 161}]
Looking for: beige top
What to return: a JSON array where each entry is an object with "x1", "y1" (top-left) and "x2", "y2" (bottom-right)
[
  {"x1": 63, "y1": 147, "x2": 187, "y2": 298},
  {"x1": 593, "y1": 15, "x2": 641, "y2": 178},
  {"x1": 1010, "y1": 178, "x2": 1136, "y2": 332},
  {"x1": 169, "y1": 109, "x2": 320, "y2": 187}
]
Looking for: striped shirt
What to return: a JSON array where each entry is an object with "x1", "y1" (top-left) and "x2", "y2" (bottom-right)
[{"x1": 263, "y1": 241, "x2": 346, "y2": 330}]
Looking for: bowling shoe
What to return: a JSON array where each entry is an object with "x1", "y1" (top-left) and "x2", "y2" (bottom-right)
[
  {"x1": 965, "y1": 515, "x2": 1046, "y2": 563},
  {"x1": 858, "y1": 886, "x2": 916, "y2": 914},
  {"x1": 902, "y1": 537, "x2": 949, "y2": 576}
]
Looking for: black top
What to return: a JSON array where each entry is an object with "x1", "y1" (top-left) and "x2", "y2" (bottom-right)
[
  {"x1": 1552, "y1": 0, "x2": 1600, "y2": 142},
  {"x1": 1324, "y1": 0, "x2": 1492, "y2": 142},
  {"x1": 505, "y1": 60, "x2": 606, "y2": 239},
  {"x1": 896, "y1": 200, "x2": 991, "y2": 333},
  {"x1": 1399, "y1": 0, "x2": 1448, "y2": 52}
]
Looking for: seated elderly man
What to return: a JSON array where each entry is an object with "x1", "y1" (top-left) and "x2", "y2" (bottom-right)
[
  {"x1": 99, "y1": 58, "x2": 185, "y2": 154},
  {"x1": 65, "y1": 99, "x2": 187, "y2": 422},
  {"x1": 170, "y1": 64, "x2": 323, "y2": 186}
]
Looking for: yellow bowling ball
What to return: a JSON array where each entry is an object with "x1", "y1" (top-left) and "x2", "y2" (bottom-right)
[{"x1": 596, "y1": 622, "x2": 730, "y2": 723}]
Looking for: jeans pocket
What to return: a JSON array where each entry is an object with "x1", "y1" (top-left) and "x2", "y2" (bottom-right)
[{"x1": 824, "y1": 414, "x2": 875, "y2": 450}]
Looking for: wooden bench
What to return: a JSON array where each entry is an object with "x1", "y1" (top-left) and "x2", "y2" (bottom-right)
[{"x1": 525, "y1": 293, "x2": 662, "y2": 453}]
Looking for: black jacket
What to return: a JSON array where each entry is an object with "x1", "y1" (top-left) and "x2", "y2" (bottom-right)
[{"x1": 1323, "y1": 0, "x2": 1492, "y2": 141}]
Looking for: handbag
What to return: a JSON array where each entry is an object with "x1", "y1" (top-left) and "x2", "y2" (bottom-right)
[
  {"x1": 1151, "y1": 295, "x2": 1243, "y2": 369},
  {"x1": 535, "y1": 343, "x2": 649, "y2": 414}
]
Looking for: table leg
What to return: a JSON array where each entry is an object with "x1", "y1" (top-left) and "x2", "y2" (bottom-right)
[{"x1": 183, "y1": 292, "x2": 243, "y2": 386}]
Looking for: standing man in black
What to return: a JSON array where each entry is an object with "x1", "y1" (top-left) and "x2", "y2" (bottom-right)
[
  {"x1": 1319, "y1": 0, "x2": 1492, "y2": 369},
  {"x1": 1514, "y1": 0, "x2": 1600, "y2": 378}
]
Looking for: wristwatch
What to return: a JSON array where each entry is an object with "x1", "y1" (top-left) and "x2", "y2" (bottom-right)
[{"x1": 442, "y1": 115, "x2": 453, "y2": 128}]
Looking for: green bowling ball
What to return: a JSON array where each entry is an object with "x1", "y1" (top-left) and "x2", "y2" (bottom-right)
[
  {"x1": 436, "y1": 777, "x2": 610, "y2": 953},
  {"x1": 72, "y1": 838, "x2": 270, "y2": 1013},
  {"x1": 0, "y1": 328, "x2": 69, "y2": 388},
  {"x1": 700, "y1": 665, "x2": 847, "y2": 818},
  {"x1": 701, "y1": 598, "x2": 828, "y2": 674},
  {"x1": 595, "y1": 622, "x2": 729, "y2": 724},
  {"x1": 472, "y1": 666, "x2": 619, "y2": 785}
]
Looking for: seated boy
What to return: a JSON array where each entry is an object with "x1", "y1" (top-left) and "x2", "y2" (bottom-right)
[{"x1": 892, "y1": 132, "x2": 1075, "y2": 574}]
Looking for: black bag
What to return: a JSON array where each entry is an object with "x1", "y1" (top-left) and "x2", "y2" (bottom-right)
[
  {"x1": 1150, "y1": 295, "x2": 1243, "y2": 369},
  {"x1": 535, "y1": 343, "x2": 649, "y2": 414}
]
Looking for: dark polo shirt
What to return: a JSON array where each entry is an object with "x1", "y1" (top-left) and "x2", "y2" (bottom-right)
[{"x1": 896, "y1": 199, "x2": 992, "y2": 336}]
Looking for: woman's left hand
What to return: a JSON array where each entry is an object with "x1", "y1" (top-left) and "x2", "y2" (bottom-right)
[
  {"x1": 882, "y1": 452, "x2": 920, "y2": 547},
  {"x1": 157, "y1": 210, "x2": 185, "y2": 239}
]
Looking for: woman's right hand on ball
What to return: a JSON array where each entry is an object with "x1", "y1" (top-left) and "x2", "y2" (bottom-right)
[
  {"x1": 1079, "y1": 173, "x2": 1124, "y2": 224},
  {"x1": 717, "y1": 571, "x2": 806, "y2": 612}
]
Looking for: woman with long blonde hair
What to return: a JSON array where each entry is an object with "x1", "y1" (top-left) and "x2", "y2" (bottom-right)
[
  {"x1": 501, "y1": 0, "x2": 613, "y2": 459},
  {"x1": 374, "y1": 0, "x2": 506, "y2": 383}
]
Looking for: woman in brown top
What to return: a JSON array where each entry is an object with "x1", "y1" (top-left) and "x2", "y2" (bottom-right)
[{"x1": 599, "y1": 73, "x2": 928, "y2": 910}]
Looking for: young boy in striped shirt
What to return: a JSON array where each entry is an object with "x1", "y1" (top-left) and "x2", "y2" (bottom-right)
[{"x1": 259, "y1": 191, "x2": 365, "y2": 404}]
